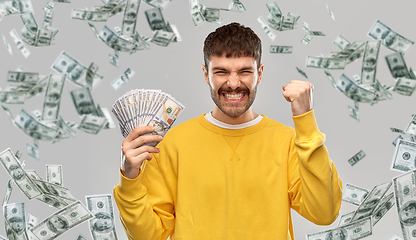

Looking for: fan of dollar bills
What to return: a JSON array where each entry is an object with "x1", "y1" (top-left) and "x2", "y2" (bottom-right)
[{"x1": 112, "y1": 89, "x2": 185, "y2": 145}]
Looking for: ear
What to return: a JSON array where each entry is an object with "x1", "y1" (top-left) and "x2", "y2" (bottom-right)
[
  {"x1": 202, "y1": 64, "x2": 209, "y2": 85},
  {"x1": 257, "y1": 63, "x2": 264, "y2": 85}
]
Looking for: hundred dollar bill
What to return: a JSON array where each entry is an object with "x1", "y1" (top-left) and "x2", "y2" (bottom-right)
[
  {"x1": 121, "y1": 0, "x2": 140, "y2": 35},
  {"x1": 98, "y1": 25, "x2": 136, "y2": 52},
  {"x1": 97, "y1": 105, "x2": 116, "y2": 129},
  {"x1": 343, "y1": 183, "x2": 368, "y2": 206},
  {"x1": 30, "y1": 201, "x2": 94, "y2": 240},
  {"x1": 307, "y1": 216, "x2": 372, "y2": 240},
  {"x1": 7, "y1": 71, "x2": 38, "y2": 83},
  {"x1": 3, "y1": 34, "x2": 13, "y2": 56},
  {"x1": 201, "y1": 7, "x2": 221, "y2": 25},
  {"x1": 27, "y1": 143, "x2": 39, "y2": 160},
  {"x1": 43, "y1": 9, "x2": 53, "y2": 28},
  {"x1": 20, "y1": 13, "x2": 38, "y2": 33},
  {"x1": 368, "y1": 20, "x2": 414, "y2": 55},
  {"x1": 373, "y1": 79, "x2": 393, "y2": 100},
  {"x1": 109, "y1": 54, "x2": 119, "y2": 67},
  {"x1": 406, "y1": 115, "x2": 416, "y2": 135},
  {"x1": 2, "y1": 179, "x2": 13, "y2": 206},
  {"x1": 0, "y1": 90, "x2": 27, "y2": 104},
  {"x1": 391, "y1": 139, "x2": 416, "y2": 172},
  {"x1": 44, "y1": 1, "x2": 55, "y2": 13},
  {"x1": 296, "y1": 67, "x2": 308, "y2": 79},
  {"x1": 54, "y1": 115, "x2": 77, "y2": 138},
  {"x1": 27, "y1": 213, "x2": 38, "y2": 231},
  {"x1": 143, "y1": 0, "x2": 170, "y2": 9},
  {"x1": 257, "y1": 16, "x2": 276, "y2": 41},
  {"x1": 270, "y1": 45, "x2": 292, "y2": 54},
  {"x1": 308, "y1": 31, "x2": 325, "y2": 36},
  {"x1": 145, "y1": 8, "x2": 168, "y2": 31},
  {"x1": 346, "y1": 48, "x2": 364, "y2": 65},
  {"x1": 0, "y1": 0, "x2": 34, "y2": 15},
  {"x1": 111, "y1": 68, "x2": 135, "y2": 90},
  {"x1": 190, "y1": 10, "x2": 205, "y2": 27},
  {"x1": 229, "y1": 0, "x2": 246, "y2": 12},
  {"x1": 393, "y1": 169, "x2": 416, "y2": 239},
  {"x1": 9, "y1": 29, "x2": 30, "y2": 58},
  {"x1": 0, "y1": 148, "x2": 42, "y2": 199},
  {"x1": 71, "y1": 9, "x2": 109, "y2": 22},
  {"x1": 306, "y1": 56, "x2": 346, "y2": 69},
  {"x1": 32, "y1": 178, "x2": 75, "y2": 201},
  {"x1": 392, "y1": 78, "x2": 416, "y2": 96},
  {"x1": 4, "y1": 202, "x2": 29, "y2": 240},
  {"x1": 336, "y1": 74, "x2": 377, "y2": 103},
  {"x1": 131, "y1": 31, "x2": 150, "y2": 50},
  {"x1": 323, "y1": 70, "x2": 336, "y2": 88},
  {"x1": 86, "y1": 63, "x2": 99, "y2": 88},
  {"x1": 302, "y1": 21, "x2": 308, "y2": 32},
  {"x1": 348, "y1": 150, "x2": 365, "y2": 166},
  {"x1": 301, "y1": 34, "x2": 312, "y2": 45},
  {"x1": 351, "y1": 181, "x2": 392, "y2": 221},
  {"x1": 167, "y1": 23, "x2": 182, "y2": 42},
  {"x1": 325, "y1": 4, "x2": 335, "y2": 21},
  {"x1": 70, "y1": 87, "x2": 98, "y2": 116},
  {"x1": 385, "y1": 52, "x2": 411, "y2": 79},
  {"x1": 78, "y1": 114, "x2": 108, "y2": 134},
  {"x1": 348, "y1": 106, "x2": 359, "y2": 122},
  {"x1": 334, "y1": 34, "x2": 350, "y2": 50},
  {"x1": 88, "y1": 21, "x2": 100, "y2": 39},
  {"x1": 41, "y1": 74, "x2": 66, "y2": 121},
  {"x1": 280, "y1": 15, "x2": 295, "y2": 31},
  {"x1": 14, "y1": 109, "x2": 59, "y2": 140},
  {"x1": 372, "y1": 192, "x2": 394, "y2": 226},
  {"x1": 86, "y1": 194, "x2": 118, "y2": 240},
  {"x1": 360, "y1": 41, "x2": 381, "y2": 85},
  {"x1": 46, "y1": 165, "x2": 63, "y2": 186},
  {"x1": 338, "y1": 211, "x2": 354, "y2": 226},
  {"x1": 335, "y1": 41, "x2": 365, "y2": 59},
  {"x1": 266, "y1": 2, "x2": 282, "y2": 20},
  {"x1": 150, "y1": 30, "x2": 174, "y2": 47},
  {"x1": 393, "y1": 135, "x2": 414, "y2": 147}
]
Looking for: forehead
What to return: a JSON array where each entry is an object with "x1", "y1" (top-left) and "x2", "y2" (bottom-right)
[{"x1": 208, "y1": 55, "x2": 257, "y2": 69}]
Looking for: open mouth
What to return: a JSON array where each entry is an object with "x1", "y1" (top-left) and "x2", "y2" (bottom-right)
[{"x1": 222, "y1": 92, "x2": 247, "y2": 102}]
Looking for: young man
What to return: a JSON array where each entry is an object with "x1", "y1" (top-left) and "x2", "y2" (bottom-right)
[{"x1": 113, "y1": 22, "x2": 343, "y2": 240}]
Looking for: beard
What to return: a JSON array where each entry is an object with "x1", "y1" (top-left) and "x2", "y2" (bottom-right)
[{"x1": 209, "y1": 83, "x2": 257, "y2": 118}]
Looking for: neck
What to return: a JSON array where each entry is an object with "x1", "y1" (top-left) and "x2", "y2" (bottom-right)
[{"x1": 211, "y1": 106, "x2": 258, "y2": 124}]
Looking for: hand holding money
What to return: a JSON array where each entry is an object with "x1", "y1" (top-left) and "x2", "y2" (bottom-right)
[
  {"x1": 121, "y1": 126, "x2": 162, "y2": 179},
  {"x1": 282, "y1": 80, "x2": 314, "y2": 116}
]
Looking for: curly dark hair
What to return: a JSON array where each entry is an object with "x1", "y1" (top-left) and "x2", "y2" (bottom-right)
[{"x1": 203, "y1": 22, "x2": 262, "y2": 72}]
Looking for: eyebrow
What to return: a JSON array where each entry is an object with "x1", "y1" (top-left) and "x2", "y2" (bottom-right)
[{"x1": 211, "y1": 66, "x2": 255, "y2": 72}]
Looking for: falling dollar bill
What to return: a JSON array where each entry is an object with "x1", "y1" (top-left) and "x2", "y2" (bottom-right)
[
  {"x1": 14, "y1": 109, "x2": 60, "y2": 141},
  {"x1": 307, "y1": 216, "x2": 372, "y2": 240},
  {"x1": 257, "y1": 15, "x2": 276, "y2": 41},
  {"x1": 338, "y1": 211, "x2": 354, "y2": 227},
  {"x1": 46, "y1": 164, "x2": 63, "y2": 186},
  {"x1": 270, "y1": 45, "x2": 292, "y2": 53},
  {"x1": 86, "y1": 63, "x2": 99, "y2": 88},
  {"x1": 334, "y1": 34, "x2": 350, "y2": 50},
  {"x1": 306, "y1": 56, "x2": 346, "y2": 69},
  {"x1": 348, "y1": 105, "x2": 360, "y2": 122},
  {"x1": 98, "y1": 25, "x2": 136, "y2": 52},
  {"x1": 335, "y1": 41, "x2": 366, "y2": 59},
  {"x1": 405, "y1": 115, "x2": 416, "y2": 135},
  {"x1": 2, "y1": 179, "x2": 13, "y2": 206},
  {"x1": 42, "y1": 74, "x2": 66, "y2": 121},
  {"x1": 9, "y1": 29, "x2": 31, "y2": 58},
  {"x1": 77, "y1": 114, "x2": 108, "y2": 134},
  {"x1": 308, "y1": 31, "x2": 325, "y2": 36},
  {"x1": 109, "y1": 53, "x2": 119, "y2": 67},
  {"x1": 111, "y1": 68, "x2": 135, "y2": 90},
  {"x1": 348, "y1": 150, "x2": 366, "y2": 166},
  {"x1": 86, "y1": 194, "x2": 118, "y2": 240},
  {"x1": 368, "y1": 19, "x2": 414, "y2": 55},
  {"x1": 360, "y1": 41, "x2": 381, "y2": 85},
  {"x1": 70, "y1": 87, "x2": 98, "y2": 116},
  {"x1": 343, "y1": 183, "x2": 369, "y2": 206},
  {"x1": 71, "y1": 9, "x2": 109, "y2": 22},
  {"x1": 30, "y1": 201, "x2": 94, "y2": 240},
  {"x1": 143, "y1": 0, "x2": 170, "y2": 10},
  {"x1": 296, "y1": 67, "x2": 308, "y2": 79},
  {"x1": 121, "y1": 0, "x2": 140, "y2": 35},
  {"x1": 32, "y1": 178, "x2": 76, "y2": 201},
  {"x1": 7, "y1": 71, "x2": 38, "y2": 82},
  {"x1": 150, "y1": 30, "x2": 175, "y2": 47},
  {"x1": 3, "y1": 34, "x2": 12, "y2": 56},
  {"x1": 323, "y1": 70, "x2": 336, "y2": 88},
  {"x1": 301, "y1": 34, "x2": 312, "y2": 45},
  {"x1": 302, "y1": 21, "x2": 308, "y2": 32},
  {"x1": 3, "y1": 202, "x2": 30, "y2": 240},
  {"x1": 391, "y1": 139, "x2": 416, "y2": 172},
  {"x1": 385, "y1": 52, "x2": 411, "y2": 79},
  {"x1": 0, "y1": 0, "x2": 34, "y2": 15},
  {"x1": 336, "y1": 74, "x2": 377, "y2": 103},
  {"x1": 229, "y1": 0, "x2": 246, "y2": 12},
  {"x1": 27, "y1": 143, "x2": 39, "y2": 160},
  {"x1": 145, "y1": 7, "x2": 168, "y2": 31},
  {"x1": 325, "y1": 4, "x2": 335, "y2": 21},
  {"x1": 392, "y1": 78, "x2": 416, "y2": 96},
  {"x1": 372, "y1": 192, "x2": 395, "y2": 226},
  {"x1": 54, "y1": 115, "x2": 77, "y2": 138},
  {"x1": 0, "y1": 148, "x2": 43, "y2": 199}
]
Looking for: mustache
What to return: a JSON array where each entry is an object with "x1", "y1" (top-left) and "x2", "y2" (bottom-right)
[{"x1": 218, "y1": 85, "x2": 250, "y2": 94}]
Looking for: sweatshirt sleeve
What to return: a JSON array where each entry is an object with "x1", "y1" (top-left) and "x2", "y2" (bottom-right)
[
  {"x1": 113, "y1": 153, "x2": 175, "y2": 240},
  {"x1": 287, "y1": 109, "x2": 343, "y2": 225}
]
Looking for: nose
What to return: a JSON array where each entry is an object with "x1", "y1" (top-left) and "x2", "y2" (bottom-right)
[{"x1": 226, "y1": 73, "x2": 241, "y2": 90}]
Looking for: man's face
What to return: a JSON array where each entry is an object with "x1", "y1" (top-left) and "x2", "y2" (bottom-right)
[
  {"x1": 401, "y1": 204, "x2": 416, "y2": 222},
  {"x1": 331, "y1": 229, "x2": 344, "y2": 240},
  {"x1": 95, "y1": 218, "x2": 112, "y2": 231},
  {"x1": 11, "y1": 220, "x2": 24, "y2": 233},
  {"x1": 203, "y1": 55, "x2": 263, "y2": 118},
  {"x1": 50, "y1": 216, "x2": 65, "y2": 229}
]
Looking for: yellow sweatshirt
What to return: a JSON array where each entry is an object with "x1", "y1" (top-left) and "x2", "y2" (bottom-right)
[{"x1": 113, "y1": 110, "x2": 343, "y2": 240}]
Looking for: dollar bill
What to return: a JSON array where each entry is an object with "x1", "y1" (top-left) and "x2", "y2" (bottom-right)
[
  {"x1": 348, "y1": 105, "x2": 359, "y2": 122},
  {"x1": 229, "y1": 0, "x2": 246, "y2": 12},
  {"x1": 150, "y1": 30, "x2": 174, "y2": 47},
  {"x1": 71, "y1": 9, "x2": 109, "y2": 22},
  {"x1": 335, "y1": 41, "x2": 365, "y2": 59},
  {"x1": 98, "y1": 25, "x2": 136, "y2": 52},
  {"x1": 86, "y1": 63, "x2": 99, "y2": 89},
  {"x1": 145, "y1": 8, "x2": 168, "y2": 31},
  {"x1": 351, "y1": 181, "x2": 392, "y2": 221},
  {"x1": 27, "y1": 213, "x2": 38, "y2": 240},
  {"x1": 368, "y1": 19, "x2": 414, "y2": 55},
  {"x1": 301, "y1": 34, "x2": 312, "y2": 45},
  {"x1": 0, "y1": 0, "x2": 34, "y2": 15},
  {"x1": 7, "y1": 71, "x2": 38, "y2": 83},
  {"x1": 392, "y1": 78, "x2": 416, "y2": 96},
  {"x1": 343, "y1": 183, "x2": 368, "y2": 206},
  {"x1": 266, "y1": 2, "x2": 282, "y2": 20},
  {"x1": 70, "y1": 87, "x2": 98, "y2": 116},
  {"x1": 308, "y1": 31, "x2": 325, "y2": 36},
  {"x1": 43, "y1": 9, "x2": 54, "y2": 28},
  {"x1": 0, "y1": 148, "x2": 43, "y2": 199},
  {"x1": 30, "y1": 201, "x2": 94, "y2": 240},
  {"x1": 46, "y1": 165, "x2": 63, "y2": 186},
  {"x1": 323, "y1": 70, "x2": 336, "y2": 88},
  {"x1": 111, "y1": 68, "x2": 135, "y2": 90},
  {"x1": 270, "y1": 45, "x2": 292, "y2": 54},
  {"x1": 306, "y1": 56, "x2": 346, "y2": 69},
  {"x1": 41, "y1": 74, "x2": 66, "y2": 121},
  {"x1": 406, "y1": 115, "x2": 416, "y2": 135},
  {"x1": 373, "y1": 78, "x2": 393, "y2": 100},
  {"x1": 54, "y1": 115, "x2": 77, "y2": 138},
  {"x1": 76, "y1": 234, "x2": 89, "y2": 240},
  {"x1": 166, "y1": 22, "x2": 181, "y2": 42},
  {"x1": 143, "y1": 0, "x2": 170, "y2": 9},
  {"x1": 334, "y1": 34, "x2": 350, "y2": 50},
  {"x1": 338, "y1": 211, "x2": 354, "y2": 226},
  {"x1": 86, "y1": 194, "x2": 118, "y2": 240},
  {"x1": 14, "y1": 109, "x2": 60, "y2": 140},
  {"x1": 43, "y1": 1, "x2": 55, "y2": 13},
  {"x1": 131, "y1": 31, "x2": 150, "y2": 50},
  {"x1": 27, "y1": 143, "x2": 39, "y2": 160},
  {"x1": 280, "y1": 15, "x2": 295, "y2": 31},
  {"x1": 78, "y1": 114, "x2": 108, "y2": 134},
  {"x1": 325, "y1": 4, "x2": 335, "y2": 21},
  {"x1": 88, "y1": 21, "x2": 100, "y2": 39},
  {"x1": 296, "y1": 67, "x2": 308, "y2": 79},
  {"x1": 9, "y1": 29, "x2": 30, "y2": 58},
  {"x1": 372, "y1": 192, "x2": 394, "y2": 226},
  {"x1": 4, "y1": 202, "x2": 29, "y2": 240},
  {"x1": 348, "y1": 150, "x2": 366, "y2": 166},
  {"x1": 97, "y1": 105, "x2": 116, "y2": 129},
  {"x1": 360, "y1": 41, "x2": 381, "y2": 85},
  {"x1": 190, "y1": 10, "x2": 205, "y2": 27},
  {"x1": 307, "y1": 217, "x2": 372, "y2": 240},
  {"x1": 20, "y1": 13, "x2": 38, "y2": 33},
  {"x1": 121, "y1": 0, "x2": 140, "y2": 35},
  {"x1": 336, "y1": 74, "x2": 377, "y2": 103},
  {"x1": 109, "y1": 54, "x2": 119, "y2": 67},
  {"x1": 391, "y1": 139, "x2": 416, "y2": 172},
  {"x1": 393, "y1": 169, "x2": 416, "y2": 239},
  {"x1": 3, "y1": 34, "x2": 13, "y2": 56},
  {"x1": 302, "y1": 21, "x2": 308, "y2": 32},
  {"x1": 32, "y1": 178, "x2": 75, "y2": 201},
  {"x1": 385, "y1": 52, "x2": 411, "y2": 79},
  {"x1": 257, "y1": 16, "x2": 276, "y2": 41},
  {"x1": 27, "y1": 76, "x2": 49, "y2": 99},
  {"x1": 0, "y1": 90, "x2": 26, "y2": 104},
  {"x1": 201, "y1": 7, "x2": 221, "y2": 24},
  {"x1": 2, "y1": 179, "x2": 13, "y2": 206}
]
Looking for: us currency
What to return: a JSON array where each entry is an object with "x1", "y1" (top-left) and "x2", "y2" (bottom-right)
[
  {"x1": 26, "y1": 143, "x2": 39, "y2": 160},
  {"x1": 33, "y1": 28, "x2": 54, "y2": 47},
  {"x1": 97, "y1": 104, "x2": 116, "y2": 129},
  {"x1": 2, "y1": 179, "x2": 13, "y2": 206},
  {"x1": 386, "y1": 52, "x2": 411, "y2": 79},
  {"x1": 143, "y1": 0, "x2": 170, "y2": 9},
  {"x1": 345, "y1": 48, "x2": 364, "y2": 65},
  {"x1": 53, "y1": 0, "x2": 70, "y2": 3},
  {"x1": 7, "y1": 71, "x2": 38, "y2": 83},
  {"x1": 14, "y1": 109, "x2": 60, "y2": 141},
  {"x1": 266, "y1": 2, "x2": 282, "y2": 21},
  {"x1": 88, "y1": 22, "x2": 100, "y2": 39},
  {"x1": 46, "y1": 165, "x2": 63, "y2": 186},
  {"x1": 391, "y1": 234, "x2": 404, "y2": 240},
  {"x1": 10, "y1": 29, "x2": 30, "y2": 58},
  {"x1": 86, "y1": 63, "x2": 99, "y2": 88},
  {"x1": 348, "y1": 150, "x2": 366, "y2": 166},
  {"x1": 350, "y1": 181, "x2": 392, "y2": 222},
  {"x1": 43, "y1": 9, "x2": 53, "y2": 28},
  {"x1": 26, "y1": 76, "x2": 48, "y2": 99},
  {"x1": 150, "y1": 30, "x2": 175, "y2": 47},
  {"x1": 121, "y1": 0, "x2": 141, "y2": 35},
  {"x1": 348, "y1": 106, "x2": 359, "y2": 122},
  {"x1": 4, "y1": 202, "x2": 29, "y2": 240},
  {"x1": 257, "y1": 16, "x2": 276, "y2": 41},
  {"x1": 20, "y1": 13, "x2": 38, "y2": 33},
  {"x1": 32, "y1": 178, "x2": 75, "y2": 201},
  {"x1": 372, "y1": 192, "x2": 395, "y2": 226},
  {"x1": 145, "y1": 8, "x2": 168, "y2": 31},
  {"x1": 302, "y1": 21, "x2": 308, "y2": 32},
  {"x1": 44, "y1": 1, "x2": 55, "y2": 13},
  {"x1": 335, "y1": 41, "x2": 365, "y2": 59},
  {"x1": 190, "y1": 9, "x2": 205, "y2": 27},
  {"x1": 306, "y1": 56, "x2": 346, "y2": 69},
  {"x1": 98, "y1": 25, "x2": 136, "y2": 52},
  {"x1": 307, "y1": 217, "x2": 372, "y2": 240},
  {"x1": 109, "y1": 53, "x2": 119, "y2": 67},
  {"x1": 30, "y1": 201, "x2": 94, "y2": 240},
  {"x1": 280, "y1": 15, "x2": 295, "y2": 31},
  {"x1": 338, "y1": 212, "x2": 354, "y2": 227},
  {"x1": 78, "y1": 114, "x2": 108, "y2": 134},
  {"x1": 270, "y1": 45, "x2": 292, "y2": 54},
  {"x1": 391, "y1": 139, "x2": 416, "y2": 172},
  {"x1": 0, "y1": 148, "x2": 43, "y2": 199},
  {"x1": 0, "y1": 7, "x2": 18, "y2": 17},
  {"x1": 393, "y1": 135, "x2": 414, "y2": 147},
  {"x1": 296, "y1": 67, "x2": 308, "y2": 79},
  {"x1": 368, "y1": 20, "x2": 414, "y2": 55},
  {"x1": 166, "y1": 22, "x2": 181, "y2": 42},
  {"x1": 86, "y1": 194, "x2": 118, "y2": 240},
  {"x1": 392, "y1": 77, "x2": 416, "y2": 97},
  {"x1": 373, "y1": 79, "x2": 393, "y2": 100},
  {"x1": 308, "y1": 31, "x2": 325, "y2": 36},
  {"x1": 27, "y1": 213, "x2": 38, "y2": 240},
  {"x1": 132, "y1": 31, "x2": 150, "y2": 50},
  {"x1": 111, "y1": 68, "x2": 135, "y2": 90},
  {"x1": 3, "y1": 34, "x2": 13, "y2": 56},
  {"x1": 71, "y1": 9, "x2": 109, "y2": 22},
  {"x1": 336, "y1": 74, "x2": 377, "y2": 103},
  {"x1": 201, "y1": 7, "x2": 222, "y2": 24},
  {"x1": 323, "y1": 70, "x2": 336, "y2": 88},
  {"x1": 108, "y1": 2, "x2": 127, "y2": 17},
  {"x1": 41, "y1": 74, "x2": 66, "y2": 121},
  {"x1": 334, "y1": 34, "x2": 350, "y2": 50},
  {"x1": 76, "y1": 234, "x2": 90, "y2": 240},
  {"x1": 325, "y1": 4, "x2": 335, "y2": 21},
  {"x1": 360, "y1": 41, "x2": 381, "y2": 85},
  {"x1": 229, "y1": 0, "x2": 246, "y2": 12},
  {"x1": 343, "y1": 183, "x2": 369, "y2": 206},
  {"x1": 405, "y1": 115, "x2": 416, "y2": 135},
  {"x1": 0, "y1": 0, "x2": 34, "y2": 15},
  {"x1": 393, "y1": 169, "x2": 416, "y2": 239},
  {"x1": 301, "y1": 34, "x2": 312, "y2": 45},
  {"x1": 70, "y1": 87, "x2": 98, "y2": 116},
  {"x1": 54, "y1": 115, "x2": 77, "y2": 138}
]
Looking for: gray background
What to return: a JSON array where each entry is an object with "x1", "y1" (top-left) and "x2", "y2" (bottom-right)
[{"x1": 0, "y1": 0, "x2": 414, "y2": 239}]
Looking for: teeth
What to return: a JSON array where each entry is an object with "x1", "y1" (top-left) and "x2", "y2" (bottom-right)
[{"x1": 224, "y1": 93, "x2": 244, "y2": 99}]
